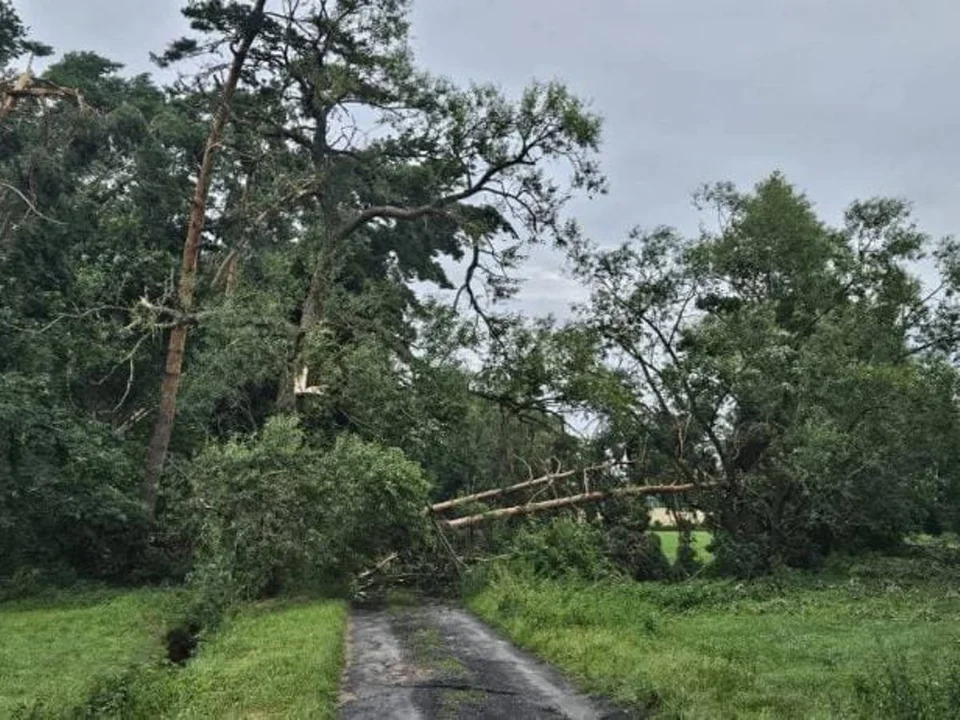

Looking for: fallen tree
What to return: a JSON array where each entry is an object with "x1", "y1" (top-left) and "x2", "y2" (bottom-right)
[
  {"x1": 439, "y1": 482, "x2": 716, "y2": 529},
  {"x1": 429, "y1": 460, "x2": 633, "y2": 514}
]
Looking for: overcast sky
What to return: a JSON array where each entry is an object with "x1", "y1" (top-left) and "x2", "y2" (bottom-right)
[{"x1": 16, "y1": 0, "x2": 960, "y2": 317}]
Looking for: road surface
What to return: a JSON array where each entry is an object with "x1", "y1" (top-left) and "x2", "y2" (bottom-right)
[{"x1": 339, "y1": 603, "x2": 635, "y2": 719}]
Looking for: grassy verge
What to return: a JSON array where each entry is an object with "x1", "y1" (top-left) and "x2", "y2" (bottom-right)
[
  {"x1": 655, "y1": 529, "x2": 713, "y2": 564},
  {"x1": 129, "y1": 598, "x2": 348, "y2": 719},
  {"x1": 0, "y1": 587, "x2": 176, "y2": 717},
  {"x1": 467, "y1": 558, "x2": 960, "y2": 718}
]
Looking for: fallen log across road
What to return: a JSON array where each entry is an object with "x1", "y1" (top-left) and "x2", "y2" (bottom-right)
[{"x1": 438, "y1": 482, "x2": 717, "y2": 529}]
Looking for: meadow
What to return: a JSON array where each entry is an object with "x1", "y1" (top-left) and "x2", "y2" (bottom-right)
[
  {"x1": 468, "y1": 549, "x2": 960, "y2": 718},
  {"x1": 0, "y1": 589, "x2": 346, "y2": 718}
]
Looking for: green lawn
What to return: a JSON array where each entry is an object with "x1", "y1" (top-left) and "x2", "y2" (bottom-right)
[
  {"x1": 655, "y1": 529, "x2": 713, "y2": 564},
  {"x1": 132, "y1": 598, "x2": 348, "y2": 719},
  {"x1": 0, "y1": 588, "x2": 175, "y2": 717},
  {"x1": 468, "y1": 561, "x2": 960, "y2": 718}
]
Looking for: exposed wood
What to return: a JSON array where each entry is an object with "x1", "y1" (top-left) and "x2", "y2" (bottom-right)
[
  {"x1": 356, "y1": 552, "x2": 399, "y2": 581},
  {"x1": 141, "y1": 0, "x2": 268, "y2": 517},
  {"x1": 429, "y1": 460, "x2": 633, "y2": 514},
  {"x1": 0, "y1": 68, "x2": 87, "y2": 118},
  {"x1": 440, "y1": 482, "x2": 717, "y2": 529},
  {"x1": 293, "y1": 364, "x2": 326, "y2": 397}
]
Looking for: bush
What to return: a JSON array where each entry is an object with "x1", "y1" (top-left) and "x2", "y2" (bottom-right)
[
  {"x1": 672, "y1": 525, "x2": 703, "y2": 578},
  {"x1": 599, "y1": 497, "x2": 671, "y2": 581},
  {"x1": 187, "y1": 416, "x2": 431, "y2": 605},
  {"x1": 505, "y1": 517, "x2": 612, "y2": 581},
  {"x1": 707, "y1": 531, "x2": 774, "y2": 579}
]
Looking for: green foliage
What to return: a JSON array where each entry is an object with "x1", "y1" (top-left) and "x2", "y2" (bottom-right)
[
  {"x1": 468, "y1": 555, "x2": 960, "y2": 718},
  {"x1": 0, "y1": 0, "x2": 25, "y2": 68},
  {"x1": 504, "y1": 518, "x2": 612, "y2": 581},
  {"x1": 655, "y1": 529, "x2": 713, "y2": 566},
  {"x1": 81, "y1": 599, "x2": 347, "y2": 719},
  {"x1": 565, "y1": 172, "x2": 960, "y2": 575},
  {"x1": 598, "y1": 497, "x2": 671, "y2": 581},
  {"x1": 854, "y1": 653, "x2": 960, "y2": 719},
  {"x1": 0, "y1": 374, "x2": 146, "y2": 583},
  {"x1": 187, "y1": 416, "x2": 431, "y2": 604},
  {"x1": 672, "y1": 526, "x2": 704, "y2": 578}
]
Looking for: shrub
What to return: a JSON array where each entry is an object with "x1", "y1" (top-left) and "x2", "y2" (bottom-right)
[
  {"x1": 672, "y1": 524, "x2": 703, "y2": 578},
  {"x1": 505, "y1": 517, "x2": 612, "y2": 581},
  {"x1": 599, "y1": 497, "x2": 671, "y2": 580},
  {"x1": 187, "y1": 416, "x2": 431, "y2": 605}
]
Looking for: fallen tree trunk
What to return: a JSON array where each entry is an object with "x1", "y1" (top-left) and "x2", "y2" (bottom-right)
[
  {"x1": 439, "y1": 482, "x2": 717, "y2": 529},
  {"x1": 429, "y1": 460, "x2": 632, "y2": 514}
]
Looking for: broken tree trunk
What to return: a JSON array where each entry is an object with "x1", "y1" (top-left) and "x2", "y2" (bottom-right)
[
  {"x1": 141, "y1": 0, "x2": 268, "y2": 518},
  {"x1": 0, "y1": 65, "x2": 87, "y2": 119},
  {"x1": 439, "y1": 482, "x2": 717, "y2": 529},
  {"x1": 429, "y1": 460, "x2": 633, "y2": 514}
]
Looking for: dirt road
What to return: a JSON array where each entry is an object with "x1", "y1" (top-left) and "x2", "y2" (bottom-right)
[{"x1": 339, "y1": 603, "x2": 633, "y2": 719}]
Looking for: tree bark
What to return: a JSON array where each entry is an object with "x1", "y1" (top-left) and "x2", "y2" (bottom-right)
[
  {"x1": 439, "y1": 482, "x2": 714, "y2": 529},
  {"x1": 142, "y1": 0, "x2": 268, "y2": 517},
  {"x1": 429, "y1": 461, "x2": 634, "y2": 514}
]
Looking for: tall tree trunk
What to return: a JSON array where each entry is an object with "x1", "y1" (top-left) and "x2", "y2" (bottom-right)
[{"x1": 142, "y1": 0, "x2": 268, "y2": 517}]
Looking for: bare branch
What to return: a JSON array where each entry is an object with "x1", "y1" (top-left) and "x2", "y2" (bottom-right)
[{"x1": 0, "y1": 182, "x2": 66, "y2": 225}]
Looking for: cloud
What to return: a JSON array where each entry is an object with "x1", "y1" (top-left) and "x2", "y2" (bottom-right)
[{"x1": 23, "y1": 0, "x2": 959, "y2": 319}]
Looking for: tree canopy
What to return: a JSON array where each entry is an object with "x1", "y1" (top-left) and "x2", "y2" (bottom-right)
[{"x1": 2, "y1": 0, "x2": 960, "y2": 590}]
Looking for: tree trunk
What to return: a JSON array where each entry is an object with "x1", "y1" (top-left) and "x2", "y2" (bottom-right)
[
  {"x1": 141, "y1": 0, "x2": 268, "y2": 517},
  {"x1": 440, "y1": 482, "x2": 713, "y2": 529},
  {"x1": 428, "y1": 461, "x2": 634, "y2": 514},
  {"x1": 276, "y1": 237, "x2": 338, "y2": 412}
]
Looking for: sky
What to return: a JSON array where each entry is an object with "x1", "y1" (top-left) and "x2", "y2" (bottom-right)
[{"x1": 16, "y1": 0, "x2": 960, "y2": 318}]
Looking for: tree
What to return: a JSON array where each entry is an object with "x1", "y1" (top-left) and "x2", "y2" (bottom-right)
[
  {"x1": 142, "y1": 0, "x2": 268, "y2": 517},
  {"x1": 156, "y1": 0, "x2": 603, "y2": 416},
  {"x1": 560, "y1": 173, "x2": 960, "y2": 573}
]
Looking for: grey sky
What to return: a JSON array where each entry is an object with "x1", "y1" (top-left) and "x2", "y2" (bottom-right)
[{"x1": 17, "y1": 0, "x2": 960, "y2": 317}]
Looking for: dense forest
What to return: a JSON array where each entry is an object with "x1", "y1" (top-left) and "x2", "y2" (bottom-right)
[{"x1": 4, "y1": 0, "x2": 960, "y2": 606}]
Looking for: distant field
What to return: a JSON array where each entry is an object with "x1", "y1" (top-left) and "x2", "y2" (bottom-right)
[
  {"x1": 0, "y1": 588, "x2": 174, "y2": 717},
  {"x1": 469, "y1": 556, "x2": 960, "y2": 718},
  {"x1": 655, "y1": 529, "x2": 713, "y2": 564}
]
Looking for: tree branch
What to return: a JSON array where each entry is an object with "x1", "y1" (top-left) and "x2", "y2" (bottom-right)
[{"x1": 440, "y1": 482, "x2": 716, "y2": 529}]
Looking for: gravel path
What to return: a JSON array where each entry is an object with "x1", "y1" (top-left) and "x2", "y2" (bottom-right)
[{"x1": 339, "y1": 604, "x2": 634, "y2": 719}]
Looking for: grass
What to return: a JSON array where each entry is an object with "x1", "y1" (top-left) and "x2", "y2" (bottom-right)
[
  {"x1": 0, "y1": 587, "x2": 175, "y2": 717},
  {"x1": 467, "y1": 555, "x2": 960, "y2": 718},
  {"x1": 2, "y1": 588, "x2": 347, "y2": 718},
  {"x1": 655, "y1": 529, "x2": 713, "y2": 564},
  {"x1": 130, "y1": 597, "x2": 348, "y2": 719}
]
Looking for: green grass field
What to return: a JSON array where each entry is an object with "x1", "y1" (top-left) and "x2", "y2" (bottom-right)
[
  {"x1": 136, "y1": 598, "x2": 348, "y2": 719},
  {"x1": 0, "y1": 588, "x2": 175, "y2": 717},
  {"x1": 1, "y1": 589, "x2": 347, "y2": 718},
  {"x1": 468, "y1": 557, "x2": 960, "y2": 718},
  {"x1": 655, "y1": 529, "x2": 713, "y2": 564}
]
